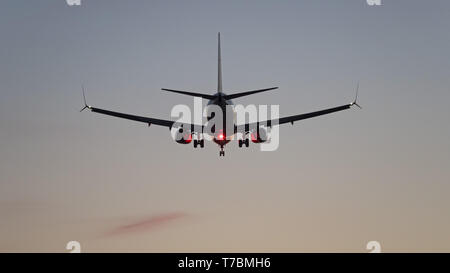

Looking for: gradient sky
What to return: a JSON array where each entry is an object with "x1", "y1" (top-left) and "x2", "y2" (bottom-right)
[{"x1": 1, "y1": 0, "x2": 450, "y2": 252}]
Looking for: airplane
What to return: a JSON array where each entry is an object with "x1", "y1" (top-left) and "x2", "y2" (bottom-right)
[{"x1": 81, "y1": 33, "x2": 361, "y2": 157}]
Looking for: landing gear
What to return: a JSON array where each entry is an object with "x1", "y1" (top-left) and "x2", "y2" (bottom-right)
[
  {"x1": 194, "y1": 137, "x2": 205, "y2": 148},
  {"x1": 238, "y1": 138, "x2": 250, "y2": 148},
  {"x1": 219, "y1": 146, "x2": 225, "y2": 157}
]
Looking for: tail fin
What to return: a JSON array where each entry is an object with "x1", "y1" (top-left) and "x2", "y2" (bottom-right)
[{"x1": 217, "y1": 32, "x2": 222, "y2": 93}]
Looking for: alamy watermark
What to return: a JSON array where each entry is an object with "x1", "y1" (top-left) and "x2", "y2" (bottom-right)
[
  {"x1": 367, "y1": 0, "x2": 382, "y2": 6},
  {"x1": 66, "y1": 0, "x2": 81, "y2": 6},
  {"x1": 170, "y1": 98, "x2": 280, "y2": 152},
  {"x1": 66, "y1": 1, "x2": 382, "y2": 7}
]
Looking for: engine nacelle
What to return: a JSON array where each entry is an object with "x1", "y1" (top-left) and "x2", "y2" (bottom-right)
[
  {"x1": 250, "y1": 127, "x2": 268, "y2": 143},
  {"x1": 174, "y1": 128, "x2": 192, "y2": 144}
]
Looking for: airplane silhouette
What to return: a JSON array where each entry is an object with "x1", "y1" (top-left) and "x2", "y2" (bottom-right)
[{"x1": 81, "y1": 33, "x2": 360, "y2": 156}]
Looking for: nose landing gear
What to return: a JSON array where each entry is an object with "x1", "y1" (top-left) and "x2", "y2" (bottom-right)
[{"x1": 219, "y1": 146, "x2": 225, "y2": 157}]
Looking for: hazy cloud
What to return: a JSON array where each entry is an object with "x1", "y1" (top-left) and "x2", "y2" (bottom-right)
[{"x1": 105, "y1": 212, "x2": 187, "y2": 237}]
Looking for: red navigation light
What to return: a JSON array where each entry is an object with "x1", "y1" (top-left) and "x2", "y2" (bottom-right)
[{"x1": 218, "y1": 133, "x2": 224, "y2": 140}]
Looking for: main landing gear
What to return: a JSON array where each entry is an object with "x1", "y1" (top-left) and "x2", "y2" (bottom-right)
[
  {"x1": 238, "y1": 138, "x2": 249, "y2": 148},
  {"x1": 219, "y1": 146, "x2": 225, "y2": 157},
  {"x1": 193, "y1": 138, "x2": 204, "y2": 148}
]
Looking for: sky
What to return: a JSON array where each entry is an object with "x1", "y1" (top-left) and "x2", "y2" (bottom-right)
[{"x1": 0, "y1": 0, "x2": 450, "y2": 252}]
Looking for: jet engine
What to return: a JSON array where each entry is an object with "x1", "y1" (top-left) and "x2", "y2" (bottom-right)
[{"x1": 174, "y1": 128, "x2": 192, "y2": 144}]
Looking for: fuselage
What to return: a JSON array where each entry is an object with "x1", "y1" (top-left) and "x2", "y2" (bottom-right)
[{"x1": 207, "y1": 92, "x2": 234, "y2": 148}]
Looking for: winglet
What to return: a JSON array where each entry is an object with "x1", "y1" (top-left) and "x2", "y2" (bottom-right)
[
  {"x1": 80, "y1": 84, "x2": 92, "y2": 112},
  {"x1": 350, "y1": 82, "x2": 362, "y2": 109}
]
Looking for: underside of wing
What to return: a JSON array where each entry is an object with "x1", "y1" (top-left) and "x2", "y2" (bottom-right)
[
  {"x1": 235, "y1": 103, "x2": 354, "y2": 133},
  {"x1": 86, "y1": 107, "x2": 203, "y2": 132}
]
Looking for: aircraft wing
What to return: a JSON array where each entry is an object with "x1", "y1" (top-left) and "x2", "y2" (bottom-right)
[
  {"x1": 235, "y1": 85, "x2": 361, "y2": 132},
  {"x1": 235, "y1": 102, "x2": 360, "y2": 133},
  {"x1": 80, "y1": 87, "x2": 203, "y2": 132},
  {"x1": 86, "y1": 103, "x2": 356, "y2": 135},
  {"x1": 89, "y1": 107, "x2": 172, "y2": 127},
  {"x1": 86, "y1": 106, "x2": 204, "y2": 132}
]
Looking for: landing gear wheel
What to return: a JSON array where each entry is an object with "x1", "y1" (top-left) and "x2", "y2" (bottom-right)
[
  {"x1": 219, "y1": 151, "x2": 225, "y2": 156},
  {"x1": 200, "y1": 139, "x2": 204, "y2": 148},
  {"x1": 245, "y1": 138, "x2": 249, "y2": 147},
  {"x1": 193, "y1": 139, "x2": 198, "y2": 148},
  {"x1": 238, "y1": 139, "x2": 243, "y2": 148}
]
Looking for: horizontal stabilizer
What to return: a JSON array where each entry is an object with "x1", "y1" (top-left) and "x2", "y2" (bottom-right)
[
  {"x1": 161, "y1": 88, "x2": 216, "y2": 100},
  {"x1": 223, "y1": 87, "x2": 278, "y2": 100}
]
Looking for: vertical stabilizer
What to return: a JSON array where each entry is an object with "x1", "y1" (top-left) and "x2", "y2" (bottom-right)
[{"x1": 217, "y1": 32, "x2": 223, "y2": 93}]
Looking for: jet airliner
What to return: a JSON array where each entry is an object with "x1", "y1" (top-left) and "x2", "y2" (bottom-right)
[{"x1": 81, "y1": 33, "x2": 360, "y2": 156}]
